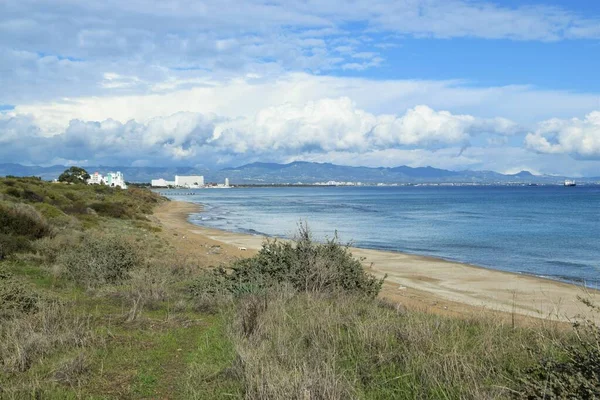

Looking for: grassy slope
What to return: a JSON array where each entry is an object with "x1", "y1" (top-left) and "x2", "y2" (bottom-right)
[
  {"x1": 0, "y1": 177, "x2": 597, "y2": 399},
  {"x1": 0, "y1": 178, "x2": 240, "y2": 399}
]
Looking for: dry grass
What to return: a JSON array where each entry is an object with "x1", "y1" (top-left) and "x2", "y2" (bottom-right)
[
  {"x1": 58, "y1": 232, "x2": 143, "y2": 288},
  {"x1": 0, "y1": 301, "x2": 96, "y2": 375},
  {"x1": 223, "y1": 287, "x2": 568, "y2": 400},
  {"x1": 0, "y1": 271, "x2": 42, "y2": 319}
]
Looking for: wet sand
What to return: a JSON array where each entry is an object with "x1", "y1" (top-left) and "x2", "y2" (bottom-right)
[{"x1": 154, "y1": 200, "x2": 599, "y2": 322}]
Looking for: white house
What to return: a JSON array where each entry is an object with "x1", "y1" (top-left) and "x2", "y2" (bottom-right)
[
  {"x1": 88, "y1": 171, "x2": 127, "y2": 189},
  {"x1": 88, "y1": 172, "x2": 103, "y2": 185},
  {"x1": 104, "y1": 172, "x2": 127, "y2": 189}
]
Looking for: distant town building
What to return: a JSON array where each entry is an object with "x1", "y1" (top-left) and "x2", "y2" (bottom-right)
[
  {"x1": 105, "y1": 172, "x2": 127, "y2": 188},
  {"x1": 88, "y1": 172, "x2": 103, "y2": 185},
  {"x1": 150, "y1": 175, "x2": 231, "y2": 189},
  {"x1": 151, "y1": 178, "x2": 175, "y2": 187},
  {"x1": 87, "y1": 171, "x2": 127, "y2": 189},
  {"x1": 175, "y1": 175, "x2": 204, "y2": 188},
  {"x1": 151, "y1": 175, "x2": 204, "y2": 188}
]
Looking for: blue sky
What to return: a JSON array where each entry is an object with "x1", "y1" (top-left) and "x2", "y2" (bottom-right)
[{"x1": 1, "y1": 0, "x2": 600, "y2": 176}]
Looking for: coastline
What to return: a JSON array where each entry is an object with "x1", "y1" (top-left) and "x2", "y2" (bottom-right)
[{"x1": 154, "y1": 200, "x2": 599, "y2": 322}]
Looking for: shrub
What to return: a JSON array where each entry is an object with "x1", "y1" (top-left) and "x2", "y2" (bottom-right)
[
  {"x1": 118, "y1": 262, "x2": 174, "y2": 321},
  {"x1": 0, "y1": 271, "x2": 41, "y2": 318},
  {"x1": 0, "y1": 203, "x2": 54, "y2": 239},
  {"x1": 22, "y1": 189, "x2": 44, "y2": 203},
  {"x1": 59, "y1": 233, "x2": 142, "y2": 287},
  {"x1": 34, "y1": 232, "x2": 83, "y2": 264},
  {"x1": 517, "y1": 299, "x2": 600, "y2": 399},
  {"x1": 0, "y1": 234, "x2": 32, "y2": 259},
  {"x1": 34, "y1": 202, "x2": 65, "y2": 219},
  {"x1": 5, "y1": 187, "x2": 21, "y2": 198},
  {"x1": 191, "y1": 224, "x2": 384, "y2": 299},
  {"x1": 89, "y1": 202, "x2": 130, "y2": 219}
]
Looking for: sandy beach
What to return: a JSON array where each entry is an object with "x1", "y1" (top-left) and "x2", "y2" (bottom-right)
[{"x1": 154, "y1": 200, "x2": 599, "y2": 322}]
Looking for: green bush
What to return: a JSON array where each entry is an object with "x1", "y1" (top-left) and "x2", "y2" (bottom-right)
[
  {"x1": 59, "y1": 233, "x2": 142, "y2": 287},
  {"x1": 35, "y1": 232, "x2": 83, "y2": 264},
  {"x1": 517, "y1": 299, "x2": 600, "y2": 399},
  {"x1": 0, "y1": 234, "x2": 32, "y2": 259},
  {"x1": 0, "y1": 203, "x2": 53, "y2": 239},
  {"x1": 0, "y1": 271, "x2": 41, "y2": 318},
  {"x1": 89, "y1": 201, "x2": 131, "y2": 219},
  {"x1": 190, "y1": 225, "x2": 384, "y2": 299},
  {"x1": 5, "y1": 187, "x2": 21, "y2": 198},
  {"x1": 22, "y1": 189, "x2": 44, "y2": 203},
  {"x1": 33, "y1": 202, "x2": 65, "y2": 219},
  {"x1": 0, "y1": 203, "x2": 53, "y2": 258}
]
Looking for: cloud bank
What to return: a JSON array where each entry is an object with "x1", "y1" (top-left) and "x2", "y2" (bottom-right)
[{"x1": 0, "y1": 99, "x2": 517, "y2": 166}]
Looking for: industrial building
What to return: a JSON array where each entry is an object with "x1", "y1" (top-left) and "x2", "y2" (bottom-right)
[
  {"x1": 150, "y1": 178, "x2": 175, "y2": 187},
  {"x1": 150, "y1": 175, "x2": 231, "y2": 189},
  {"x1": 175, "y1": 175, "x2": 204, "y2": 188},
  {"x1": 151, "y1": 175, "x2": 204, "y2": 188}
]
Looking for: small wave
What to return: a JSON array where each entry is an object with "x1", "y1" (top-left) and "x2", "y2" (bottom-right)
[
  {"x1": 240, "y1": 228, "x2": 270, "y2": 237},
  {"x1": 448, "y1": 243, "x2": 498, "y2": 250},
  {"x1": 545, "y1": 260, "x2": 590, "y2": 269}
]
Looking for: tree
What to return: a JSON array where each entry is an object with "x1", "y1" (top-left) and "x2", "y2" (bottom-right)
[{"x1": 58, "y1": 166, "x2": 90, "y2": 184}]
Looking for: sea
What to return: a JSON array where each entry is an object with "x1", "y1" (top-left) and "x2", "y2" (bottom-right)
[{"x1": 162, "y1": 185, "x2": 600, "y2": 288}]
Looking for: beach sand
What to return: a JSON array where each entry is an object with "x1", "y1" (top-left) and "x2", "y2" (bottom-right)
[{"x1": 154, "y1": 200, "x2": 599, "y2": 322}]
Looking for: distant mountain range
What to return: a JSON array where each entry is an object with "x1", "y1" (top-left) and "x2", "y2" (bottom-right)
[{"x1": 1, "y1": 162, "x2": 598, "y2": 185}]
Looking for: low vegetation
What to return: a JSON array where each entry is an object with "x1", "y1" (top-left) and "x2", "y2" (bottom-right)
[
  {"x1": 190, "y1": 224, "x2": 384, "y2": 299},
  {"x1": 0, "y1": 175, "x2": 598, "y2": 398}
]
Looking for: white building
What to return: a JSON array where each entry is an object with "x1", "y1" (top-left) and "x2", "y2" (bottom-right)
[
  {"x1": 104, "y1": 171, "x2": 127, "y2": 189},
  {"x1": 175, "y1": 175, "x2": 204, "y2": 188},
  {"x1": 87, "y1": 171, "x2": 127, "y2": 189},
  {"x1": 88, "y1": 171, "x2": 103, "y2": 185},
  {"x1": 151, "y1": 178, "x2": 175, "y2": 187},
  {"x1": 225, "y1": 178, "x2": 230, "y2": 187},
  {"x1": 151, "y1": 175, "x2": 205, "y2": 188}
]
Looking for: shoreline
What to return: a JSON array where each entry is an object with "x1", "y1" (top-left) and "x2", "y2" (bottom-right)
[{"x1": 154, "y1": 200, "x2": 599, "y2": 322}]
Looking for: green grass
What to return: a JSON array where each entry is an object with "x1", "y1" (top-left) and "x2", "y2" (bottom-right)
[{"x1": 182, "y1": 316, "x2": 243, "y2": 399}]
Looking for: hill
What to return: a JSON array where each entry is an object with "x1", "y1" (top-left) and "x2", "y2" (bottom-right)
[{"x1": 3, "y1": 162, "x2": 596, "y2": 185}]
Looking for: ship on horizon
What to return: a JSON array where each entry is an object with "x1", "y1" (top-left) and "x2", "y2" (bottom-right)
[{"x1": 564, "y1": 179, "x2": 576, "y2": 187}]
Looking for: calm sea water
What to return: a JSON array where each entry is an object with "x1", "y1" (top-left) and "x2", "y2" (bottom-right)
[{"x1": 163, "y1": 186, "x2": 600, "y2": 288}]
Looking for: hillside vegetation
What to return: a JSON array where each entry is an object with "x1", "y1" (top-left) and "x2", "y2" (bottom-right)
[{"x1": 0, "y1": 177, "x2": 598, "y2": 399}]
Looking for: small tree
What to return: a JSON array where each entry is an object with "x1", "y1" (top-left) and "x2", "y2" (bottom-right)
[{"x1": 58, "y1": 166, "x2": 90, "y2": 184}]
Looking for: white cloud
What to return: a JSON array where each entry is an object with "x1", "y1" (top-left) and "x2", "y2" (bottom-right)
[
  {"x1": 0, "y1": 99, "x2": 516, "y2": 166},
  {"x1": 10, "y1": 72, "x2": 597, "y2": 138},
  {"x1": 525, "y1": 111, "x2": 600, "y2": 158}
]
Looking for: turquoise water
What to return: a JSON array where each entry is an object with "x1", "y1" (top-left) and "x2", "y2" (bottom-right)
[{"x1": 163, "y1": 186, "x2": 600, "y2": 288}]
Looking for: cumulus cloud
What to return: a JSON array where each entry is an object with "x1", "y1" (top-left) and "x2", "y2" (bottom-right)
[
  {"x1": 525, "y1": 111, "x2": 600, "y2": 158},
  {"x1": 12, "y1": 72, "x2": 597, "y2": 140},
  {"x1": 0, "y1": 99, "x2": 517, "y2": 166},
  {"x1": 208, "y1": 99, "x2": 517, "y2": 155}
]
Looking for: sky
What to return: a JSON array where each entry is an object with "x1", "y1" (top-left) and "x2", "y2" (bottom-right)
[{"x1": 1, "y1": 0, "x2": 600, "y2": 176}]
